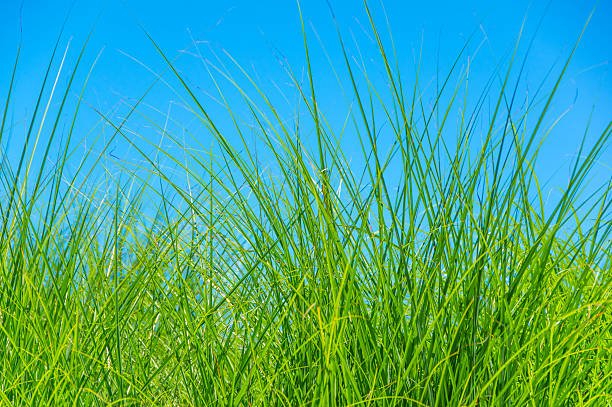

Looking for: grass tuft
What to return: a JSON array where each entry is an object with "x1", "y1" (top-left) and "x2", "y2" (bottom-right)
[{"x1": 0, "y1": 2, "x2": 611, "y2": 406}]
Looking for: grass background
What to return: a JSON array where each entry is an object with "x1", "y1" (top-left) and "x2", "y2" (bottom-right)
[{"x1": 0, "y1": 1, "x2": 611, "y2": 405}]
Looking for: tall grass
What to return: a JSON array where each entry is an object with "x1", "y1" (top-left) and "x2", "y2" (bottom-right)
[{"x1": 1, "y1": 3, "x2": 611, "y2": 406}]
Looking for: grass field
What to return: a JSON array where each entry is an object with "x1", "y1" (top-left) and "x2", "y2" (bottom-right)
[{"x1": 0, "y1": 2, "x2": 611, "y2": 406}]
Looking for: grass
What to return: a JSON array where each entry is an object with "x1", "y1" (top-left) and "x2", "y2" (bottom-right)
[{"x1": 0, "y1": 2, "x2": 611, "y2": 406}]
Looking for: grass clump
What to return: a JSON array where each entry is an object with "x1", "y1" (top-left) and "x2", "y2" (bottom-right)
[{"x1": 0, "y1": 2, "x2": 611, "y2": 406}]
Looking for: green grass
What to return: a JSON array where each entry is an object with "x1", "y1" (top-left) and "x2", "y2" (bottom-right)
[{"x1": 1, "y1": 3, "x2": 611, "y2": 406}]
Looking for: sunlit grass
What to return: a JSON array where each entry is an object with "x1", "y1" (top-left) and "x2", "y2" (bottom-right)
[{"x1": 0, "y1": 2, "x2": 611, "y2": 406}]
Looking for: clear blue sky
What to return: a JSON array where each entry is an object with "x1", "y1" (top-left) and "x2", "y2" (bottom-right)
[{"x1": 1, "y1": 0, "x2": 610, "y2": 199}]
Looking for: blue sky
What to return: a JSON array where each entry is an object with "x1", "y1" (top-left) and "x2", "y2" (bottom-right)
[{"x1": 1, "y1": 0, "x2": 610, "y2": 202}]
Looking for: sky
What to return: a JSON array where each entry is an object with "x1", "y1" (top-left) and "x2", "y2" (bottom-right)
[{"x1": 0, "y1": 0, "x2": 610, "y2": 206}]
